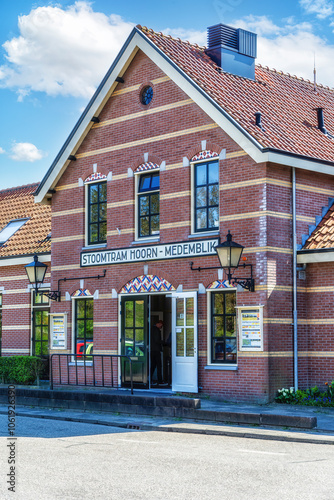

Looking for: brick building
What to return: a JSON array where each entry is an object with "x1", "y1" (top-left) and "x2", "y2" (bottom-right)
[
  {"x1": 29, "y1": 23, "x2": 334, "y2": 402},
  {"x1": 0, "y1": 184, "x2": 51, "y2": 359}
]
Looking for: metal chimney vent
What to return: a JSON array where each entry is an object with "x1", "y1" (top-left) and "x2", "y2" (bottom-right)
[
  {"x1": 206, "y1": 23, "x2": 257, "y2": 79},
  {"x1": 207, "y1": 24, "x2": 238, "y2": 51}
]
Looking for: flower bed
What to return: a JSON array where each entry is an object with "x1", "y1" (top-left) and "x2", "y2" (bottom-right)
[{"x1": 276, "y1": 382, "x2": 334, "y2": 407}]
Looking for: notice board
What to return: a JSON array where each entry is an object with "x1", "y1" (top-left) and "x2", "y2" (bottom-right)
[
  {"x1": 238, "y1": 306, "x2": 263, "y2": 351},
  {"x1": 50, "y1": 313, "x2": 67, "y2": 350}
]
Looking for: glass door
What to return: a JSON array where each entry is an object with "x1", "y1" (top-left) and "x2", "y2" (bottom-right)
[
  {"x1": 121, "y1": 295, "x2": 148, "y2": 388},
  {"x1": 32, "y1": 309, "x2": 49, "y2": 357},
  {"x1": 172, "y1": 292, "x2": 198, "y2": 393},
  {"x1": 32, "y1": 292, "x2": 50, "y2": 380}
]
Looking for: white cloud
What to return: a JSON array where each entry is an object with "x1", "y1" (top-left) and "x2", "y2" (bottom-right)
[
  {"x1": 233, "y1": 15, "x2": 334, "y2": 88},
  {"x1": 0, "y1": 1, "x2": 134, "y2": 99},
  {"x1": 9, "y1": 143, "x2": 46, "y2": 162},
  {"x1": 162, "y1": 28, "x2": 206, "y2": 46},
  {"x1": 233, "y1": 15, "x2": 281, "y2": 36},
  {"x1": 0, "y1": 147, "x2": 5, "y2": 154},
  {"x1": 299, "y1": 0, "x2": 334, "y2": 19}
]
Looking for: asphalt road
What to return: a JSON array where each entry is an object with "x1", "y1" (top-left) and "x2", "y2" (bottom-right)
[{"x1": 1, "y1": 414, "x2": 334, "y2": 500}]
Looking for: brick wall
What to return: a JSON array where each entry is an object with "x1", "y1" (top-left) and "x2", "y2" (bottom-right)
[
  {"x1": 47, "y1": 50, "x2": 334, "y2": 401},
  {"x1": 0, "y1": 263, "x2": 51, "y2": 357}
]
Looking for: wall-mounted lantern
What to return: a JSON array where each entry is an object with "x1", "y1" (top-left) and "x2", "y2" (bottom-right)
[
  {"x1": 190, "y1": 231, "x2": 255, "y2": 292},
  {"x1": 25, "y1": 254, "x2": 61, "y2": 301}
]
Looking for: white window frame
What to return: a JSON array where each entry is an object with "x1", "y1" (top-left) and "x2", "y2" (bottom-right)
[
  {"x1": 134, "y1": 169, "x2": 160, "y2": 242},
  {"x1": 191, "y1": 157, "x2": 220, "y2": 236},
  {"x1": 206, "y1": 289, "x2": 238, "y2": 369},
  {"x1": 84, "y1": 180, "x2": 108, "y2": 248}
]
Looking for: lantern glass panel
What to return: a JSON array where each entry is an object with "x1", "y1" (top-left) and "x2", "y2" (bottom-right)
[{"x1": 230, "y1": 246, "x2": 243, "y2": 268}]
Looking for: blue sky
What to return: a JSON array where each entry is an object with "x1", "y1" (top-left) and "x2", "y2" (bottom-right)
[{"x1": 1, "y1": 0, "x2": 334, "y2": 189}]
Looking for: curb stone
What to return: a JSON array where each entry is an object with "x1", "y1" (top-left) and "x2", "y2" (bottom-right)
[{"x1": 1, "y1": 408, "x2": 334, "y2": 446}]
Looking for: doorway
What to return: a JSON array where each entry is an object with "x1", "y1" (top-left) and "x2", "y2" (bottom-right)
[
  {"x1": 120, "y1": 293, "x2": 171, "y2": 389},
  {"x1": 120, "y1": 291, "x2": 198, "y2": 392},
  {"x1": 150, "y1": 294, "x2": 172, "y2": 388}
]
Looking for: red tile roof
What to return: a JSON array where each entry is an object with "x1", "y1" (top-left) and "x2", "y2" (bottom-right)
[
  {"x1": 0, "y1": 184, "x2": 51, "y2": 258},
  {"x1": 139, "y1": 26, "x2": 334, "y2": 164},
  {"x1": 304, "y1": 203, "x2": 334, "y2": 250}
]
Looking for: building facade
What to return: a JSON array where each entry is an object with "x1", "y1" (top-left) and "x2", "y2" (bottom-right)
[
  {"x1": 0, "y1": 184, "x2": 51, "y2": 365},
  {"x1": 9, "y1": 23, "x2": 331, "y2": 402}
]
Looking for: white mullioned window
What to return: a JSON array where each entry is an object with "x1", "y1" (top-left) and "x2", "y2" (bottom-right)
[
  {"x1": 85, "y1": 181, "x2": 107, "y2": 246},
  {"x1": 136, "y1": 171, "x2": 160, "y2": 239},
  {"x1": 192, "y1": 159, "x2": 219, "y2": 233},
  {"x1": 207, "y1": 290, "x2": 237, "y2": 364}
]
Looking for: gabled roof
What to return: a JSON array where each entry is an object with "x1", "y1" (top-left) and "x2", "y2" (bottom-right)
[
  {"x1": 0, "y1": 184, "x2": 51, "y2": 258},
  {"x1": 140, "y1": 26, "x2": 334, "y2": 163},
  {"x1": 35, "y1": 25, "x2": 334, "y2": 203}
]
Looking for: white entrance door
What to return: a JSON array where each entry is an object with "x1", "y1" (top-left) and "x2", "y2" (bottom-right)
[{"x1": 172, "y1": 292, "x2": 198, "y2": 393}]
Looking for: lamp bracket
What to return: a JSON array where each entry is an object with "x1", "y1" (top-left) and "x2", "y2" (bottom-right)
[
  {"x1": 55, "y1": 269, "x2": 107, "y2": 300},
  {"x1": 190, "y1": 262, "x2": 255, "y2": 292},
  {"x1": 39, "y1": 290, "x2": 61, "y2": 302},
  {"x1": 35, "y1": 270, "x2": 107, "y2": 302},
  {"x1": 58, "y1": 268, "x2": 107, "y2": 289},
  {"x1": 190, "y1": 262, "x2": 220, "y2": 272},
  {"x1": 228, "y1": 277, "x2": 255, "y2": 293}
]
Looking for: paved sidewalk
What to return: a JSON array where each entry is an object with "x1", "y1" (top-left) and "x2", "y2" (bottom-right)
[{"x1": 1, "y1": 401, "x2": 334, "y2": 445}]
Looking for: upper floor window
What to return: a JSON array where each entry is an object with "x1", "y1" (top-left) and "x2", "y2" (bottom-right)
[
  {"x1": 87, "y1": 182, "x2": 107, "y2": 245},
  {"x1": 138, "y1": 172, "x2": 160, "y2": 238},
  {"x1": 141, "y1": 86, "x2": 153, "y2": 105},
  {"x1": 194, "y1": 160, "x2": 219, "y2": 232}
]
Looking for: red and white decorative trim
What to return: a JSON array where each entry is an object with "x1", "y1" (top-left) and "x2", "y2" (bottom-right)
[
  {"x1": 207, "y1": 280, "x2": 234, "y2": 289},
  {"x1": 72, "y1": 288, "x2": 92, "y2": 297},
  {"x1": 85, "y1": 172, "x2": 107, "y2": 183},
  {"x1": 121, "y1": 275, "x2": 175, "y2": 293},
  {"x1": 191, "y1": 150, "x2": 219, "y2": 161},
  {"x1": 135, "y1": 162, "x2": 160, "y2": 173}
]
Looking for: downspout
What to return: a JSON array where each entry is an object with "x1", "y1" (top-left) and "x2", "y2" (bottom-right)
[{"x1": 292, "y1": 167, "x2": 298, "y2": 390}]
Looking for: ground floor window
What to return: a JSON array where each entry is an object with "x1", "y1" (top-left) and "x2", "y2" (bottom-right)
[
  {"x1": 32, "y1": 291, "x2": 50, "y2": 357},
  {"x1": 211, "y1": 291, "x2": 237, "y2": 363},
  {"x1": 74, "y1": 298, "x2": 93, "y2": 358}
]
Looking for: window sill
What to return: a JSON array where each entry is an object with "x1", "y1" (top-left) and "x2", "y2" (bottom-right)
[
  {"x1": 204, "y1": 364, "x2": 238, "y2": 371},
  {"x1": 82, "y1": 243, "x2": 107, "y2": 250},
  {"x1": 188, "y1": 231, "x2": 219, "y2": 239},
  {"x1": 68, "y1": 361, "x2": 93, "y2": 366},
  {"x1": 132, "y1": 237, "x2": 160, "y2": 244}
]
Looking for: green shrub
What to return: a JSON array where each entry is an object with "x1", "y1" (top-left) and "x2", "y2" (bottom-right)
[
  {"x1": 276, "y1": 381, "x2": 334, "y2": 407},
  {"x1": 0, "y1": 356, "x2": 46, "y2": 385}
]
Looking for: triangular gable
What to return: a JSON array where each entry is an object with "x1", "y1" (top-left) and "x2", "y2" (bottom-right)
[{"x1": 35, "y1": 26, "x2": 334, "y2": 204}]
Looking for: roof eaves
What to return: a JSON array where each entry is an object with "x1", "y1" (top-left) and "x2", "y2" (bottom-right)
[
  {"x1": 263, "y1": 147, "x2": 334, "y2": 168},
  {"x1": 297, "y1": 247, "x2": 334, "y2": 265}
]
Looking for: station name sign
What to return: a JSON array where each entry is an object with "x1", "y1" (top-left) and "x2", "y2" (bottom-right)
[{"x1": 81, "y1": 238, "x2": 219, "y2": 267}]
